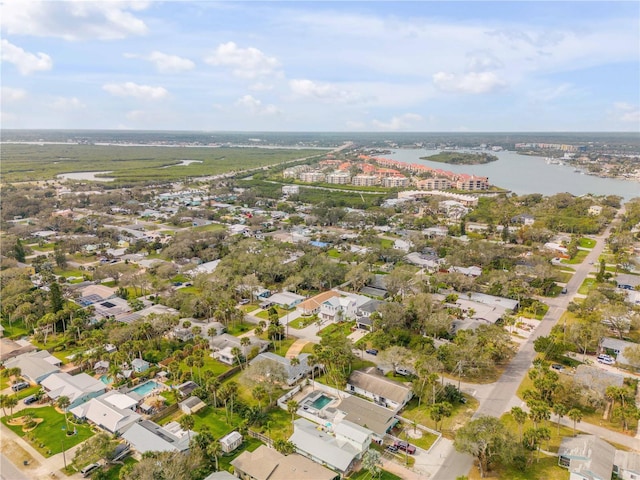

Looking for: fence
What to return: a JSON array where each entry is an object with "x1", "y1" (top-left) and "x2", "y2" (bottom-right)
[
  {"x1": 247, "y1": 429, "x2": 273, "y2": 447},
  {"x1": 276, "y1": 385, "x2": 301, "y2": 409},
  {"x1": 149, "y1": 403, "x2": 179, "y2": 423}
]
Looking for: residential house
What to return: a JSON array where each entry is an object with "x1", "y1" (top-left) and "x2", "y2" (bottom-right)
[
  {"x1": 558, "y1": 435, "x2": 615, "y2": 480},
  {"x1": 122, "y1": 420, "x2": 193, "y2": 454},
  {"x1": 204, "y1": 472, "x2": 237, "y2": 480},
  {"x1": 250, "y1": 352, "x2": 313, "y2": 386},
  {"x1": 70, "y1": 391, "x2": 141, "y2": 434},
  {"x1": 332, "y1": 395, "x2": 398, "y2": 443},
  {"x1": 231, "y1": 444, "x2": 338, "y2": 480},
  {"x1": 296, "y1": 291, "x2": 341, "y2": 316},
  {"x1": 600, "y1": 337, "x2": 637, "y2": 367},
  {"x1": 288, "y1": 418, "x2": 367, "y2": 476},
  {"x1": 179, "y1": 396, "x2": 206, "y2": 415},
  {"x1": 219, "y1": 431, "x2": 242, "y2": 453},
  {"x1": 346, "y1": 369, "x2": 413, "y2": 411},
  {"x1": 574, "y1": 365, "x2": 625, "y2": 395},
  {"x1": 0, "y1": 337, "x2": 37, "y2": 362},
  {"x1": 131, "y1": 358, "x2": 150, "y2": 373},
  {"x1": 171, "y1": 327, "x2": 194, "y2": 342},
  {"x1": 41, "y1": 372, "x2": 106, "y2": 410},
  {"x1": 264, "y1": 291, "x2": 306, "y2": 309},
  {"x1": 319, "y1": 292, "x2": 372, "y2": 323},
  {"x1": 4, "y1": 350, "x2": 61, "y2": 384},
  {"x1": 614, "y1": 450, "x2": 640, "y2": 480},
  {"x1": 210, "y1": 334, "x2": 270, "y2": 365},
  {"x1": 448, "y1": 265, "x2": 483, "y2": 277},
  {"x1": 511, "y1": 214, "x2": 535, "y2": 226}
]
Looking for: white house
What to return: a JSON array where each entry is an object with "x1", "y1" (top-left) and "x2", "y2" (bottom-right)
[
  {"x1": 558, "y1": 435, "x2": 616, "y2": 480},
  {"x1": 219, "y1": 431, "x2": 243, "y2": 453},
  {"x1": 265, "y1": 291, "x2": 306, "y2": 309},
  {"x1": 70, "y1": 391, "x2": 141, "y2": 434},
  {"x1": 210, "y1": 334, "x2": 270, "y2": 365},
  {"x1": 346, "y1": 369, "x2": 413, "y2": 411},
  {"x1": 250, "y1": 352, "x2": 313, "y2": 386},
  {"x1": 4, "y1": 350, "x2": 61, "y2": 384},
  {"x1": 131, "y1": 358, "x2": 150, "y2": 373},
  {"x1": 41, "y1": 372, "x2": 105, "y2": 410},
  {"x1": 122, "y1": 420, "x2": 193, "y2": 454}
]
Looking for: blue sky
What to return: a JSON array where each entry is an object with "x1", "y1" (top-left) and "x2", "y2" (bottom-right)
[{"x1": 2, "y1": 1, "x2": 639, "y2": 132}]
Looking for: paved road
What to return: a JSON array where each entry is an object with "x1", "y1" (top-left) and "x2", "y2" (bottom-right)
[
  {"x1": 434, "y1": 208, "x2": 626, "y2": 479},
  {"x1": 1, "y1": 453, "x2": 30, "y2": 480}
]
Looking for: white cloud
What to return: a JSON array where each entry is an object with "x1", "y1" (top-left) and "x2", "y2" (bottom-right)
[
  {"x1": 50, "y1": 96, "x2": 86, "y2": 110},
  {"x1": 465, "y1": 51, "x2": 503, "y2": 73},
  {"x1": 2, "y1": 0, "x2": 149, "y2": 41},
  {"x1": 613, "y1": 102, "x2": 640, "y2": 123},
  {"x1": 433, "y1": 71, "x2": 506, "y2": 94},
  {"x1": 528, "y1": 83, "x2": 575, "y2": 103},
  {"x1": 1, "y1": 39, "x2": 52, "y2": 75},
  {"x1": 125, "y1": 51, "x2": 195, "y2": 73},
  {"x1": 205, "y1": 42, "x2": 280, "y2": 79},
  {"x1": 235, "y1": 95, "x2": 280, "y2": 115},
  {"x1": 249, "y1": 82, "x2": 274, "y2": 92},
  {"x1": 1, "y1": 87, "x2": 27, "y2": 102},
  {"x1": 372, "y1": 113, "x2": 423, "y2": 131},
  {"x1": 103, "y1": 82, "x2": 168, "y2": 100},
  {"x1": 289, "y1": 79, "x2": 363, "y2": 103}
]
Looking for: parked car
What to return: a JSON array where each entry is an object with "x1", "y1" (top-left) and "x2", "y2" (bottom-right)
[
  {"x1": 365, "y1": 348, "x2": 378, "y2": 356},
  {"x1": 80, "y1": 463, "x2": 101, "y2": 478},
  {"x1": 386, "y1": 445, "x2": 398, "y2": 453},
  {"x1": 395, "y1": 367, "x2": 412, "y2": 376},
  {"x1": 239, "y1": 299, "x2": 250, "y2": 305},
  {"x1": 11, "y1": 381, "x2": 29, "y2": 392},
  {"x1": 394, "y1": 440, "x2": 416, "y2": 454},
  {"x1": 23, "y1": 394, "x2": 38, "y2": 405},
  {"x1": 551, "y1": 364, "x2": 565, "y2": 371},
  {"x1": 597, "y1": 354, "x2": 615, "y2": 365}
]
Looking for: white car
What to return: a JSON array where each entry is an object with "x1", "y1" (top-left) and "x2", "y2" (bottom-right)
[{"x1": 597, "y1": 354, "x2": 615, "y2": 365}]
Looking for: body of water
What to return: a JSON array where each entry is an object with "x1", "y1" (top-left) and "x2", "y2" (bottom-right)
[
  {"x1": 130, "y1": 380, "x2": 159, "y2": 397},
  {"x1": 57, "y1": 171, "x2": 115, "y2": 182},
  {"x1": 388, "y1": 149, "x2": 639, "y2": 201}
]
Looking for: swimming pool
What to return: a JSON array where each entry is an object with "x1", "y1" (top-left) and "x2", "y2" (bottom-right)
[
  {"x1": 99, "y1": 375, "x2": 113, "y2": 385},
  {"x1": 310, "y1": 394, "x2": 333, "y2": 410},
  {"x1": 131, "y1": 381, "x2": 159, "y2": 397}
]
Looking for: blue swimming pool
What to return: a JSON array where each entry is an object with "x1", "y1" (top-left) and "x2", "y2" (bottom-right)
[
  {"x1": 99, "y1": 375, "x2": 113, "y2": 385},
  {"x1": 131, "y1": 381, "x2": 159, "y2": 396},
  {"x1": 310, "y1": 394, "x2": 333, "y2": 410}
]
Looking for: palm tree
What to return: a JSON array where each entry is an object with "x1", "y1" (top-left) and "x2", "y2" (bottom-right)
[
  {"x1": 511, "y1": 406, "x2": 528, "y2": 442},
  {"x1": 553, "y1": 404, "x2": 567, "y2": 435},
  {"x1": 287, "y1": 399, "x2": 299, "y2": 424},
  {"x1": 206, "y1": 440, "x2": 221, "y2": 471},
  {"x1": 179, "y1": 414, "x2": 195, "y2": 443},
  {"x1": 568, "y1": 408, "x2": 583, "y2": 436},
  {"x1": 306, "y1": 354, "x2": 317, "y2": 387},
  {"x1": 0, "y1": 394, "x2": 8, "y2": 416},
  {"x1": 231, "y1": 347, "x2": 243, "y2": 369},
  {"x1": 240, "y1": 337, "x2": 251, "y2": 367},
  {"x1": 57, "y1": 396, "x2": 71, "y2": 431},
  {"x1": 206, "y1": 377, "x2": 220, "y2": 408},
  {"x1": 5, "y1": 396, "x2": 18, "y2": 416},
  {"x1": 252, "y1": 385, "x2": 267, "y2": 411}
]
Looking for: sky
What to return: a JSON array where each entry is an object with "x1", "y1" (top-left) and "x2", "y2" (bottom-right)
[{"x1": 1, "y1": 0, "x2": 639, "y2": 132}]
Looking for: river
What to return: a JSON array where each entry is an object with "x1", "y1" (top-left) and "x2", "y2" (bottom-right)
[{"x1": 387, "y1": 149, "x2": 639, "y2": 201}]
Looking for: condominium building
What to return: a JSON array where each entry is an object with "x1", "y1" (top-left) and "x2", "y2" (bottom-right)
[
  {"x1": 382, "y1": 176, "x2": 409, "y2": 188},
  {"x1": 326, "y1": 172, "x2": 351, "y2": 185},
  {"x1": 455, "y1": 176, "x2": 489, "y2": 191},
  {"x1": 352, "y1": 175, "x2": 379, "y2": 187},
  {"x1": 299, "y1": 171, "x2": 325, "y2": 183},
  {"x1": 416, "y1": 178, "x2": 452, "y2": 190}
]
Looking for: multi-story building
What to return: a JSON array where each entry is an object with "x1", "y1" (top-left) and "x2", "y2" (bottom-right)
[
  {"x1": 299, "y1": 171, "x2": 325, "y2": 183},
  {"x1": 352, "y1": 175, "x2": 379, "y2": 187},
  {"x1": 416, "y1": 178, "x2": 452, "y2": 190},
  {"x1": 455, "y1": 175, "x2": 489, "y2": 191},
  {"x1": 382, "y1": 176, "x2": 409, "y2": 188},
  {"x1": 282, "y1": 185, "x2": 300, "y2": 196},
  {"x1": 325, "y1": 172, "x2": 351, "y2": 184}
]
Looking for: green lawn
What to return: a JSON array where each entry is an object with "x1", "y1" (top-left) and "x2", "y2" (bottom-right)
[
  {"x1": 327, "y1": 248, "x2": 342, "y2": 259},
  {"x1": 561, "y1": 250, "x2": 589, "y2": 265},
  {"x1": 397, "y1": 423, "x2": 439, "y2": 451},
  {"x1": 239, "y1": 303, "x2": 260, "y2": 314},
  {"x1": 192, "y1": 406, "x2": 243, "y2": 437},
  {"x1": 380, "y1": 239, "x2": 394, "y2": 249},
  {"x1": 552, "y1": 270, "x2": 573, "y2": 284},
  {"x1": 348, "y1": 469, "x2": 403, "y2": 480},
  {"x1": 577, "y1": 277, "x2": 597, "y2": 295},
  {"x1": 469, "y1": 456, "x2": 569, "y2": 480},
  {"x1": 101, "y1": 456, "x2": 137, "y2": 480},
  {"x1": 579, "y1": 238, "x2": 596, "y2": 249},
  {"x1": 401, "y1": 396, "x2": 479, "y2": 438},
  {"x1": 226, "y1": 321, "x2": 254, "y2": 336},
  {"x1": 0, "y1": 319, "x2": 30, "y2": 339},
  {"x1": 177, "y1": 353, "x2": 230, "y2": 379},
  {"x1": 2, "y1": 407, "x2": 94, "y2": 457},
  {"x1": 318, "y1": 321, "x2": 355, "y2": 338},
  {"x1": 192, "y1": 223, "x2": 226, "y2": 233},
  {"x1": 288, "y1": 315, "x2": 318, "y2": 329}
]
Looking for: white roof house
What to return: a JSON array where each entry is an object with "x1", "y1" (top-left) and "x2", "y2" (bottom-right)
[
  {"x1": 346, "y1": 369, "x2": 413, "y2": 411},
  {"x1": 558, "y1": 435, "x2": 616, "y2": 480},
  {"x1": 41, "y1": 372, "x2": 105, "y2": 410},
  {"x1": 288, "y1": 418, "x2": 367, "y2": 475},
  {"x1": 250, "y1": 352, "x2": 312, "y2": 386},
  {"x1": 210, "y1": 334, "x2": 270, "y2": 365},
  {"x1": 122, "y1": 420, "x2": 193, "y2": 454},
  {"x1": 264, "y1": 291, "x2": 306, "y2": 309},
  {"x1": 70, "y1": 392, "x2": 141, "y2": 434},
  {"x1": 4, "y1": 350, "x2": 61, "y2": 384}
]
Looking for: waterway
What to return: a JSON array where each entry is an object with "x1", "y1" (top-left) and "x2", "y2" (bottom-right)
[
  {"x1": 56, "y1": 171, "x2": 115, "y2": 182},
  {"x1": 387, "y1": 149, "x2": 639, "y2": 201}
]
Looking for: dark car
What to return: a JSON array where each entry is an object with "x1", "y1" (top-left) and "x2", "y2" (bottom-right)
[
  {"x1": 365, "y1": 348, "x2": 378, "y2": 356},
  {"x1": 394, "y1": 440, "x2": 416, "y2": 454},
  {"x1": 386, "y1": 445, "x2": 398, "y2": 453},
  {"x1": 551, "y1": 364, "x2": 565, "y2": 371}
]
